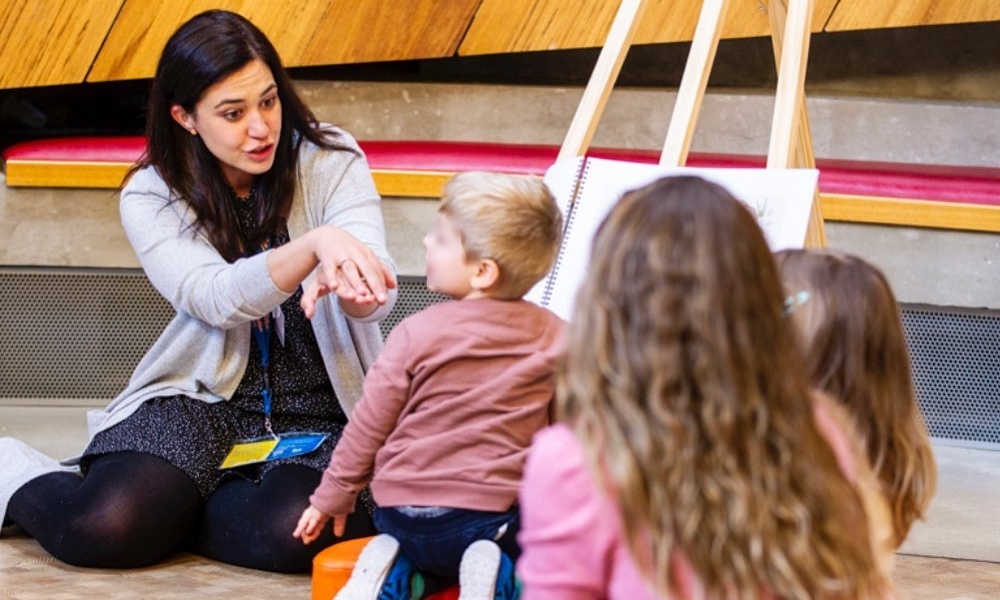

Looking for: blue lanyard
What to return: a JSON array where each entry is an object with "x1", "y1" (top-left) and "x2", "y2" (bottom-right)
[
  {"x1": 250, "y1": 198, "x2": 277, "y2": 437},
  {"x1": 252, "y1": 317, "x2": 275, "y2": 436}
]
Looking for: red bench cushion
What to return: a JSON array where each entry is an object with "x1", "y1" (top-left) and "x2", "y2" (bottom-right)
[
  {"x1": 5, "y1": 136, "x2": 1000, "y2": 207},
  {"x1": 3, "y1": 136, "x2": 147, "y2": 163}
]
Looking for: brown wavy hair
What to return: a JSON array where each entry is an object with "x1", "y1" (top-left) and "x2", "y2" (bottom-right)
[
  {"x1": 775, "y1": 249, "x2": 937, "y2": 547},
  {"x1": 558, "y1": 176, "x2": 887, "y2": 599}
]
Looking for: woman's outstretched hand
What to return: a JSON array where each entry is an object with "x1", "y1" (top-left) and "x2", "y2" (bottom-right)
[{"x1": 299, "y1": 225, "x2": 397, "y2": 318}]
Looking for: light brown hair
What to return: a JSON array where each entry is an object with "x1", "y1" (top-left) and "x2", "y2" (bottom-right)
[
  {"x1": 439, "y1": 172, "x2": 563, "y2": 300},
  {"x1": 775, "y1": 248, "x2": 937, "y2": 547},
  {"x1": 559, "y1": 176, "x2": 888, "y2": 599}
]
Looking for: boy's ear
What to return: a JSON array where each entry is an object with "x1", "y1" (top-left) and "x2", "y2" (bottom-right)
[{"x1": 470, "y1": 258, "x2": 500, "y2": 291}]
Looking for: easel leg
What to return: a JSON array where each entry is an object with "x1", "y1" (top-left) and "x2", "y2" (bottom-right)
[
  {"x1": 558, "y1": 0, "x2": 649, "y2": 161},
  {"x1": 659, "y1": 0, "x2": 732, "y2": 167},
  {"x1": 768, "y1": 0, "x2": 827, "y2": 247}
]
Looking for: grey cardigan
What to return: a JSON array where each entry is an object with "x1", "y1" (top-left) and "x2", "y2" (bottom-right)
[{"x1": 85, "y1": 128, "x2": 397, "y2": 439}]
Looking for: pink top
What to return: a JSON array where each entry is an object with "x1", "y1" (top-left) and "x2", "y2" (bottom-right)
[
  {"x1": 518, "y1": 398, "x2": 881, "y2": 600},
  {"x1": 310, "y1": 298, "x2": 565, "y2": 515}
]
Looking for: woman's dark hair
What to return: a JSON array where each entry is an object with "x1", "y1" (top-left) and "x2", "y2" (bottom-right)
[{"x1": 130, "y1": 9, "x2": 352, "y2": 261}]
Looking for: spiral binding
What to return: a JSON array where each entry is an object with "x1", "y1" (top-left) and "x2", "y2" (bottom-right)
[{"x1": 540, "y1": 156, "x2": 590, "y2": 307}]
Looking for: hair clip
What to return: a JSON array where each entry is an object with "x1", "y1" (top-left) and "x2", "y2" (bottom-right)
[{"x1": 784, "y1": 290, "x2": 810, "y2": 314}]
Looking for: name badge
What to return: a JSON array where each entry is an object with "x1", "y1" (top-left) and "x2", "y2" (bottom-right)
[{"x1": 220, "y1": 432, "x2": 328, "y2": 469}]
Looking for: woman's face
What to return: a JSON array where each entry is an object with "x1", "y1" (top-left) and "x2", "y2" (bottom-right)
[{"x1": 170, "y1": 58, "x2": 282, "y2": 196}]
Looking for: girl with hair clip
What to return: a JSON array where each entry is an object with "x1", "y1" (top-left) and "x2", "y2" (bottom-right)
[
  {"x1": 517, "y1": 176, "x2": 894, "y2": 600},
  {"x1": 775, "y1": 249, "x2": 937, "y2": 548},
  {"x1": 1, "y1": 9, "x2": 396, "y2": 573}
]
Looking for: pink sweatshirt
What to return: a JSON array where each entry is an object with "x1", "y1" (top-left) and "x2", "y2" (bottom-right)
[
  {"x1": 310, "y1": 298, "x2": 565, "y2": 515},
  {"x1": 517, "y1": 397, "x2": 889, "y2": 600}
]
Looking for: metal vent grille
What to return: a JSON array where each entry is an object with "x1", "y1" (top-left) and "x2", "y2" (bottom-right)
[
  {"x1": 0, "y1": 269, "x2": 448, "y2": 400},
  {"x1": 380, "y1": 276, "x2": 450, "y2": 338},
  {"x1": 901, "y1": 304, "x2": 1000, "y2": 447},
  {"x1": 0, "y1": 268, "x2": 173, "y2": 399},
  {"x1": 2, "y1": 268, "x2": 998, "y2": 450}
]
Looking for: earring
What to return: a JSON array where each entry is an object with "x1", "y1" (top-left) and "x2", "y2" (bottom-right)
[{"x1": 188, "y1": 128, "x2": 197, "y2": 136}]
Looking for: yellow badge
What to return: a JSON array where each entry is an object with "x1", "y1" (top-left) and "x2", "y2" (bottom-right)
[{"x1": 220, "y1": 438, "x2": 280, "y2": 469}]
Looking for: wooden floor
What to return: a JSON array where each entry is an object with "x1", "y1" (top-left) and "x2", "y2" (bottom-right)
[
  {"x1": 1, "y1": 531, "x2": 998, "y2": 599},
  {"x1": 4, "y1": 406, "x2": 997, "y2": 599},
  {"x1": 894, "y1": 554, "x2": 1000, "y2": 600},
  {"x1": 1, "y1": 534, "x2": 308, "y2": 599}
]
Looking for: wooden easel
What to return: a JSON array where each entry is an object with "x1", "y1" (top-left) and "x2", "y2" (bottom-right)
[{"x1": 559, "y1": 0, "x2": 826, "y2": 247}]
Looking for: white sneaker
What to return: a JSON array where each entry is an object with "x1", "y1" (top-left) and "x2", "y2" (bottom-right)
[
  {"x1": 0, "y1": 437, "x2": 76, "y2": 535},
  {"x1": 459, "y1": 540, "x2": 510, "y2": 600},
  {"x1": 335, "y1": 534, "x2": 403, "y2": 600}
]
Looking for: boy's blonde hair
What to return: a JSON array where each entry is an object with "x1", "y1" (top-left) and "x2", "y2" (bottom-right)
[{"x1": 439, "y1": 172, "x2": 563, "y2": 300}]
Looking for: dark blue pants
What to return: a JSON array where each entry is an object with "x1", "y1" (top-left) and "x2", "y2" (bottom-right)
[{"x1": 373, "y1": 505, "x2": 520, "y2": 581}]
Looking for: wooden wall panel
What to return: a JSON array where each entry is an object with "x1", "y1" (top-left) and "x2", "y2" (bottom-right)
[
  {"x1": 88, "y1": 0, "x2": 480, "y2": 82},
  {"x1": 460, "y1": 1, "x2": 620, "y2": 55},
  {"x1": 826, "y1": 0, "x2": 1000, "y2": 32},
  {"x1": 7, "y1": 0, "x2": 998, "y2": 89},
  {"x1": 299, "y1": 1, "x2": 481, "y2": 66},
  {"x1": 633, "y1": 0, "x2": 839, "y2": 44},
  {"x1": 459, "y1": 0, "x2": 839, "y2": 56},
  {"x1": 89, "y1": 0, "x2": 317, "y2": 82},
  {"x1": 0, "y1": 0, "x2": 124, "y2": 89}
]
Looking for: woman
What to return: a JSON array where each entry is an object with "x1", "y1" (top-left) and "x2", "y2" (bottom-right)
[
  {"x1": 517, "y1": 176, "x2": 893, "y2": 599},
  {"x1": 0, "y1": 10, "x2": 396, "y2": 573}
]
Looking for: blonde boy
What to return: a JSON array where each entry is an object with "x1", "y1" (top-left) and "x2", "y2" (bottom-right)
[{"x1": 294, "y1": 172, "x2": 564, "y2": 600}]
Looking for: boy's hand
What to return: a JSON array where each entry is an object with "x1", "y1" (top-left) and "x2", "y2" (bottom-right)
[
  {"x1": 293, "y1": 505, "x2": 330, "y2": 545},
  {"x1": 293, "y1": 505, "x2": 350, "y2": 544}
]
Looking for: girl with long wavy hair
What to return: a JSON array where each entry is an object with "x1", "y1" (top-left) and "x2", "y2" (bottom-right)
[
  {"x1": 517, "y1": 176, "x2": 893, "y2": 599},
  {"x1": 775, "y1": 249, "x2": 936, "y2": 548}
]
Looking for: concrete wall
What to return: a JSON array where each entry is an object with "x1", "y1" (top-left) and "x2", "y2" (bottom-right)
[
  {"x1": 298, "y1": 81, "x2": 1000, "y2": 309},
  {"x1": 2, "y1": 80, "x2": 997, "y2": 308}
]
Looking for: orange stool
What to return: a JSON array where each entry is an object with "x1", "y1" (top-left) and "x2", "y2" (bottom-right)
[{"x1": 312, "y1": 536, "x2": 459, "y2": 600}]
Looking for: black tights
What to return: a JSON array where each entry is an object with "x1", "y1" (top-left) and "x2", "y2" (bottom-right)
[
  {"x1": 187, "y1": 461, "x2": 375, "y2": 572},
  {"x1": 8, "y1": 452, "x2": 374, "y2": 572}
]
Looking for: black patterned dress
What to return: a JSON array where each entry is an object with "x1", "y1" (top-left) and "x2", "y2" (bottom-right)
[{"x1": 83, "y1": 194, "x2": 371, "y2": 511}]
